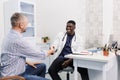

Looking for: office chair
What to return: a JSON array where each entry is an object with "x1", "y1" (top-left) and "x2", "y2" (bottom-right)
[
  {"x1": 0, "y1": 76, "x2": 25, "y2": 80},
  {"x1": 59, "y1": 66, "x2": 74, "y2": 80}
]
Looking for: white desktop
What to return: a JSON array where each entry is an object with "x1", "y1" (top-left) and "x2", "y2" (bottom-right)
[{"x1": 65, "y1": 49, "x2": 118, "y2": 80}]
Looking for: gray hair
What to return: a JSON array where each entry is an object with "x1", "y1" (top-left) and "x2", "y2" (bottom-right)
[{"x1": 10, "y1": 12, "x2": 26, "y2": 27}]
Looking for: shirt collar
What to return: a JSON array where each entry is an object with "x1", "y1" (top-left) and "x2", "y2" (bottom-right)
[{"x1": 10, "y1": 29, "x2": 23, "y2": 37}]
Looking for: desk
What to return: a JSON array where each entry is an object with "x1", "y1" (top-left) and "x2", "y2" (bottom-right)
[
  {"x1": 116, "y1": 51, "x2": 120, "y2": 80},
  {"x1": 65, "y1": 52, "x2": 117, "y2": 80}
]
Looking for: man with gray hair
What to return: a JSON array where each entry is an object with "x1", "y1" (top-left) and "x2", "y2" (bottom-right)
[{"x1": 0, "y1": 12, "x2": 54, "y2": 80}]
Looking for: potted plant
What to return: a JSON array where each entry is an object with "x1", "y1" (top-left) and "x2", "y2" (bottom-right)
[{"x1": 42, "y1": 36, "x2": 49, "y2": 43}]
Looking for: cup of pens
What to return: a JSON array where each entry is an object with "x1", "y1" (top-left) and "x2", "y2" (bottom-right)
[
  {"x1": 103, "y1": 44, "x2": 110, "y2": 56},
  {"x1": 103, "y1": 50, "x2": 109, "y2": 56}
]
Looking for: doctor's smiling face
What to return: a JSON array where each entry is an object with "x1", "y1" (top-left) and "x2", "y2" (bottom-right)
[{"x1": 66, "y1": 20, "x2": 76, "y2": 35}]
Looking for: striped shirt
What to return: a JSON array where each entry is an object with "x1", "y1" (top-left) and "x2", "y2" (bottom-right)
[{"x1": 0, "y1": 29, "x2": 47, "y2": 77}]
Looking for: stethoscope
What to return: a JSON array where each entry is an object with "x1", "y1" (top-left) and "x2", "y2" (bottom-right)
[
  {"x1": 62, "y1": 32, "x2": 76, "y2": 42},
  {"x1": 54, "y1": 32, "x2": 76, "y2": 53}
]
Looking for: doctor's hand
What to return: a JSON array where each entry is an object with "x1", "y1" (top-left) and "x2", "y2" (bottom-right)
[
  {"x1": 47, "y1": 46, "x2": 55, "y2": 56},
  {"x1": 62, "y1": 59, "x2": 73, "y2": 68},
  {"x1": 26, "y1": 61, "x2": 41, "y2": 69}
]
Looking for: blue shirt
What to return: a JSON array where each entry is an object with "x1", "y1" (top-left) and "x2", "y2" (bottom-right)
[
  {"x1": 0, "y1": 29, "x2": 47, "y2": 77},
  {"x1": 59, "y1": 34, "x2": 74, "y2": 57}
]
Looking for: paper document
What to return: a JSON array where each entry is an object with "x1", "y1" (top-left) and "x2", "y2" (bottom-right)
[{"x1": 73, "y1": 50, "x2": 93, "y2": 55}]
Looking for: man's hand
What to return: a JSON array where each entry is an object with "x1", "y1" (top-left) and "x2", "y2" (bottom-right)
[
  {"x1": 62, "y1": 59, "x2": 73, "y2": 68},
  {"x1": 26, "y1": 61, "x2": 41, "y2": 68}
]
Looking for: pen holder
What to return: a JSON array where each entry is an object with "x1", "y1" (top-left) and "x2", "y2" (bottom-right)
[{"x1": 103, "y1": 50, "x2": 109, "y2": 56}]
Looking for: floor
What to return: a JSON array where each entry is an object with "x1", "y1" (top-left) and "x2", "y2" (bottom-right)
[{"x1": 46, "y1": 72, "x2": 81, "y2": 80}]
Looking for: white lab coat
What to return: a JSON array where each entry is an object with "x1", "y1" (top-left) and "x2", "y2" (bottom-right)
[{"x1": 51, "y1": 32, "x2": 85, "y2": 60}]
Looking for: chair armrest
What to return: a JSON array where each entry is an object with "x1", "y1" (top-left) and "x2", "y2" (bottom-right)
[{"x1": 0, "y1": 76, "x2": 25, "y2": 80}]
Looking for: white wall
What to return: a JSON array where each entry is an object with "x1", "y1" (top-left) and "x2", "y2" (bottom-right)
[
  {"x1": 1, "y1": 0, "x2": 117, "y2": 48},
  {"x1": 36, "y1": 0, "x2": 115, "y2": 48},
  {"x1": 103, "y1": 0, "x2": 113, "y2": 45},
  {"x1": 113, "y1": 0, "x2": 120, "y2": 47},
  {"x1": 1, "y1": 0, "x2": 115, "y2": 48},
  {"x1": 0, "y1": 0, "x2": 4, "y2": 54},
  {"x1": 0, "y1": 0, "x2": 4, "y2": 63},
  {"x1": 36, "y1": 0, "x2": 86, "y2": 43},
  {"x1": 85, "y1": 0, "x2": 103, "y2": 48}
]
